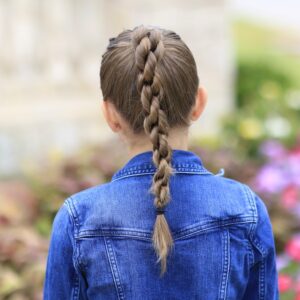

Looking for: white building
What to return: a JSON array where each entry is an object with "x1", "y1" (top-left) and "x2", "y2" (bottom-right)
[{"x1": 0, "y1": 0, "x2": 234, "y2": 175}]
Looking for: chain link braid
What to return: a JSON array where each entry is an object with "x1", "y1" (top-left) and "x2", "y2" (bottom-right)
[
  {"x1": 100, "y1": 24, "x2": 199, "y2": 277},
  {"x1": 132, "y1": 25, "x2": 175, "y2": 277}
]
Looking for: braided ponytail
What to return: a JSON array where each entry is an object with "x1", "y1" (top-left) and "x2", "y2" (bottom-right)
[
  {"x1": 101, "y1": 24, "x2": 199, "y2": 277},
  {"x1": 133, "y1": 26, "x2": 175, "y2": 277}
]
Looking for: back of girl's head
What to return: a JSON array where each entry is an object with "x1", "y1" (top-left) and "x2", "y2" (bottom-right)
[{"x1": 100, "y1": 24, "x2": 199, "y2": 277}]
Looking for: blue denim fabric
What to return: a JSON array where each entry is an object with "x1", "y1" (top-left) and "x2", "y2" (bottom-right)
[{"x1": 43, "y1": 149, "x2": 279, "y2": 299}]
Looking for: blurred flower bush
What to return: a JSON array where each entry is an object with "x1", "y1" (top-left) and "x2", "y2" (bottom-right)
[
  {"x1": 222, "y1": 59, "x2": 300, "y2": 158},
  {"x1": 254, "y1": 140, "x2": 300, "y2": 299},
  {"x1": 0, "y1": 20, "x2": 300, "y2": 300}
]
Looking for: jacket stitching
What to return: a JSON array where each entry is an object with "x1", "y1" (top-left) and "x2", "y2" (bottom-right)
[
  {"x1": 75, "y1": 217, "x2": 255, "y2": 241},
  {"x1": 219, "y1": 230, "x2": 230, "y2": 300},
  {"x1": 242, "y1": 185, "x2": 260, "y2": 268},
  {"x1": 111, "y1": 162, "x2": 213, "y2": 181},
  {"x1": 172, "y1": 216, "x2": 254, "y2": 236},
  {"x1": 111, "y1": 170, "x2": 213, "y2": 182},
  {"x1": 66, "y1": 197, "x2": 80, "y2": 235},
  {"x1": 251, "y1": 237, "x2": 268, "y2": 258},
  {"x1": 76, "y1": 217, "x2": 256, "y2": 239},
  {"x1": 259, "y1": 259, "x2": 266, "y2": 300},
  {"x1": 76, "y1": 216, "x2": 255, "y2": 236},
  {"x1": 103, "y1": 237, "x2": 125, "y2": 300},
  {"x1": 113, "y1": 163, "x2": 206, "y2": 175},
  {"x1": 243, "y1": 187, "x2": 268, "y2": 259},
  {"x1": 64, "y1": 199, "x2": 82, "y2": 300},
  {"x1": 246, "y1": 239, "x2": 254, "y2": 267},
  {"x1": 243, "y1": 185, "x2": 268, "y2": 298},
  {"x1": 174, "y1": 219, "x2": 255, "y2": 241},
  {"x1": 72, "y1": 270, "x2": 80, "y2": 300},
  {"x1": 242, "y1": 184, "x2": 258, "y2": 238},
  {"x1": 66, "y1": 198, "x2": 88, "y2": 273}
]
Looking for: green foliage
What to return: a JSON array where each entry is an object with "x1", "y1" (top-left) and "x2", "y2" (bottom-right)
[
  {"x1": 236, "y1": 59, "x2": 292, "y2": 109},
  {"x1": 222, "y1": 62, "x2": 300, "y2": 157},
  {"x1": 221, "y1": 21, "x2": 300, "y2": 158}
]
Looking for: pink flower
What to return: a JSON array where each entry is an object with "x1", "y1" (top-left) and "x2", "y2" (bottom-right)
[
  {"x1": 259, "y1": 140, "x2": 286, "y2": 160},
  {"x1": 255, "y1": 165, "x2": 289, "y2": 193},
  {"x1": 278, "y1": 274, "x2": 293, "y2": 292},
  {"x1": 285, "y1": 235, "x2": 300, "y2": 261},
  {"x1": 276, "y1": 254, "x2": 290, "y2": 270},
  {"x1": 282, "y1": 185, "x2": 299, "y2": 209},
  {"x1": 295, "y1": 279, "x2": 300, "y2": 294}
]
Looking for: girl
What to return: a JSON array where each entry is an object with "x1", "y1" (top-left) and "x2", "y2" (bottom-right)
[{"x1": 44, "y1": 25, "x2": 279, "y2": 299}]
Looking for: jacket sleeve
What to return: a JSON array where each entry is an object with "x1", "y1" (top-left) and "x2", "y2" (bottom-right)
[
  {"x1": 43, "y1": 199, "x2": 82, "y2": 299},
  {"x1": 242, "y1": 190, "x2": 279, "y2": 300}
]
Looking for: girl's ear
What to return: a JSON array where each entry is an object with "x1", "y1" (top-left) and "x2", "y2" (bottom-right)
[
  {"x1": 100, "y1": 100, "x2": 108, "y2": 120},
  {"x1": 101, "y1": 100, "x2": 122, "y2": 132},
  {"x1": 190, "y1": 86, "x2": 208, "y2": 121}
]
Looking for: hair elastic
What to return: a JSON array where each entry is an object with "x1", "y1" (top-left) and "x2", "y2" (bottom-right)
[{"x1": 156, "y1": 208, "x2": 165, "y2": 215}]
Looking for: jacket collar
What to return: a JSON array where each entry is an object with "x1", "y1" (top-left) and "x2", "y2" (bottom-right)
[{"x1": 111, "y1": 149, "x2": 213, "y2": 182}]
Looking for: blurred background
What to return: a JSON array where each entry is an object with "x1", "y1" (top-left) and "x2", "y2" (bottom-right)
[{"x1": 0, "y1": 0, "x2": 300, "y2": 299}]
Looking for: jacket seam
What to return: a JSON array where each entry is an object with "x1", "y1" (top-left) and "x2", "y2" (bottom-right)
[
  {"x1": 103, "y1": 236, "x2": 125, "y2": 300},
  {"x1": 113, "y1": 163, "x2": 207, "y2": 175},
  {"x1": 243, "y1": 186, "x2": 269, "y2": 299},
  {"x1": 75, "y1": 217, "x2": 256, "y2": 241},
  {"x1": 65, "y1": 197, "x2": 87, "y2": 274},
  {"x1": 66, "y1": 197, "x2": 80, "y2": 235},
  {"x1": 246, "y1": 239, "x2": 254, "y2": 268},
  {"x1": 242, "y1": 184, "x2": 258, "y2": 238},
  {"x1": 243, "y1": 182, "x2": 270, "y2": 300},
  {"x1": 111, "y1": 170, "x2": 212, "y2": 182},
  {"x1": 63, "y1": 199, "x2": 82, "y2": 300},
  {"x1": 244, "y1": 186, "x2": 268, "y2": 257},
  {"x1": 242, "y1": 185, "x2": 259, "y2": 267},
  {"x1": 218, "y1": 229, "x2": 230, "y2": 300},
  {"x1": 259, "y1": 259, "x2": 266, "y2": 300}
]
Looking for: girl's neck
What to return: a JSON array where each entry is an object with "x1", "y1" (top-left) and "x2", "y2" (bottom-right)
[{"x1": 126, "y1": 126, "x2": 190, "y2": 159}]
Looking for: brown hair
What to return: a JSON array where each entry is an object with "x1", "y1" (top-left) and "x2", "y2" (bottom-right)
[{"x1": 100, "y1": 25, "x2": 199, "y2": 277}]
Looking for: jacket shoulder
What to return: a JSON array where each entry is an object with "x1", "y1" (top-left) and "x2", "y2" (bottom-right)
[
  {"x1": 63, "y1": 182, "x2": 111, "y2": 229},
  {"x1": 206, "y1": 175, "x2": 258, "y2": 219}
]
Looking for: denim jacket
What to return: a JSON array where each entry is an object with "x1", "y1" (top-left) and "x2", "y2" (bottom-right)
[{"x1": 43, "y1": 149, "x2": 279, "y2": 300}]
